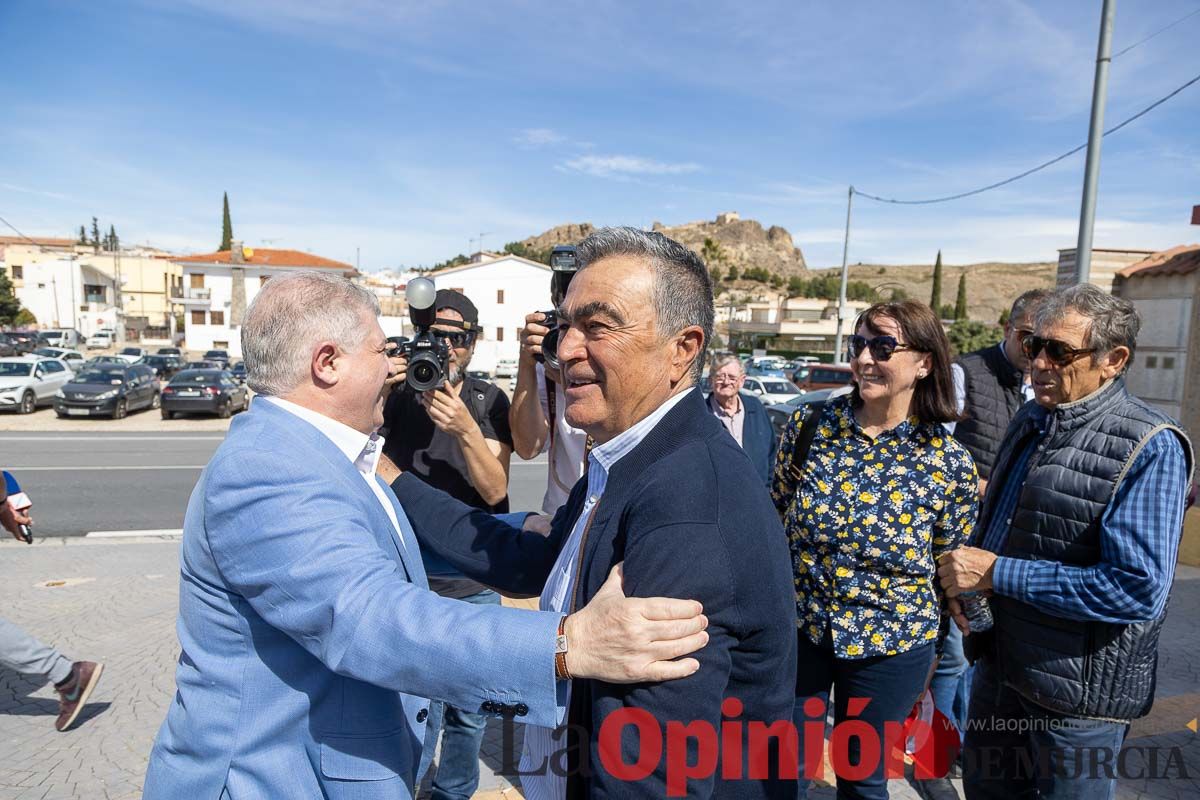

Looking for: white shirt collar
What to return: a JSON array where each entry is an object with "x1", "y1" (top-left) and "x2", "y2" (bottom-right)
[{"x1": 263, "y1": 396, "x2": 385, "y2": 476}]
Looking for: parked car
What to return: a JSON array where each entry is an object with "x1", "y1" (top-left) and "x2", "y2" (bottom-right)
[
  {"x1": 86, "y1": 330, "x2": 115, "y2": 349},
  {"x1": 742, "y1": 375, "x2": 804, "y2": 405},
  {"x1": 42, "y1": 329, "x2": 84, "y2": 349},
  {"x1": 156, "y1": 347, "x2": 183, "y2": 356},
  {"x1": 115, "y1": 346, "x2": 148, "y2": 363},
  {"x1": 0, "y1": 356, "x2": 74, "y2": 414},
  {"x1": 465, "y1": 369, "x2": 491, "y2": 382},
  {"x1": 54, "y1": 363, "x2": 160, "y2": 419},
  {"x1": 228, "y1": 361, "x2": 247, "y2": 383},
  {"x1": 0, "y1": 334, "x2": 21, "y2": 357},
  {"x1": 745, "y1": 364, "x2": 788, "y2": 378},
  {"x1": 161, "y1": 369, "x2": 250, "y2": 419},
  {"x1": 4, "y1": 331, "x2": 38, "y2": 354},
  {"x1": 793, "y1": 363, "x2": 855, "y2": 392},
  {"x1": 764, "y1": 386, "x2": 853, "y2": 438},
  {"x1": 83, "y1": 355, "x2": 128, "y2": 368},
  {"x1": 184, "y1": 359, "x2": 221, "y2": 370},
  {"x1": 203, "y1": 349, "x2": 231, "y2": 367},
  {"x1": 493, "y1": 358, "x2": 518, "y2": 379},
  {"x1": 33, "y1": 347, "x2": 86, "y2": 370},
  {"x1": 143, "y1": 354, "x2": 185, "y2": 380}
]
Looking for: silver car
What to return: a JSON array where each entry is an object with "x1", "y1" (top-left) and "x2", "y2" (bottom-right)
[{"x1": 0, "y1": 357, "x2": 74, "y2": 414}]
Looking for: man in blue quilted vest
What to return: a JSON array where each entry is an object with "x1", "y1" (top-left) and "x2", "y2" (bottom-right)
[{"x1": 938, "y1": 283, "x2": 1193, "y2": 800}]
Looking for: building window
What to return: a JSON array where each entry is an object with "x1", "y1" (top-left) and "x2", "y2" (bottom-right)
[
  {"x1": 191, "y1": 310, "x2": 206, "y2": 325},
  {"x1": 190, "y1": 273, "x2": 205, "y2": 289},
  {"x1": 497, "y1": 289, "x2": 505, "y2": 304},
  {"x1": 260, "y1": 275, "x2": 270, "y2": 287},
  {"x1": 1145, "y1": 356, "x2": 1158, "y2": 368},
  {"x1": 11, "y1": 265, "x2": 22, "y2": 280},
  {"x1": 1163, "y1": 356, "x2": 1176, "y2": 370},
  {"x1": 213, "y1": 340, "x2": 229, "y2": 349},
  {"x1": 210, "y1": 310, "x2": 225, "y2": 326},
  {"x1": 496, "y1": 327, "x2": 504, "y2": 342},
  {"x1": 83, "y1": 284, "x2": 106, "y2": 303}
]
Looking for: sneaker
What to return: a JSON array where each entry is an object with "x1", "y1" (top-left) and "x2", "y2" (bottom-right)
[{"x1": 55, "y1": 661, "x2": 104, "y2": 732}]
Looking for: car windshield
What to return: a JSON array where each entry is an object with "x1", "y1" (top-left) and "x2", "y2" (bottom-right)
[
  {"x1": 120, "y1": 348, "x2": 140, "y2": 355},
  {"x1": 762, "y1": 380, "x2": 799, "y2": 394},
  {"x1": 33, "y1": 348, "x2": 61, "y2": 357},
  {"x1": 73, "y1": 371, "x2": 123, "y2": 384},
  {"x1": 0, "y1": 363, "x2": 33, "y2": 377},
  {"x1": 171, "y1": 371, "x2": 219, "y2": 384},
  {"x1": 205, "y1": 351, "x2": 227, "y2": 357}
]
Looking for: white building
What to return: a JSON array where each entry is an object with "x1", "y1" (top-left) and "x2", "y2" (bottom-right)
[
  {"x1": 422, "y1": 253, "x2": 553, "y2": 372},
  {"x1": 172, "y1": 244, "x2": 356, "y2": 357},
  {"x1": 728, "y1": 296, "x2": 872, "y2": 357},
  {"x1": 10, "y1": 255, "x2": 122, "y2": 336}
]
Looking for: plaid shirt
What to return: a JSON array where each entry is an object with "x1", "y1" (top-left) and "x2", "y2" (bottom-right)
[{"x1": 981, "y1": 404, "x2": 1189, "y2": 623}]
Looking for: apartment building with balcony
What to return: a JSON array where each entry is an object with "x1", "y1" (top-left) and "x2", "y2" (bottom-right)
[
  {"x1": 172, "y1": 243, "x2": 356, "y2": 356},
  {"x1": 727, "y1": 295, "x2": 871, "y2": 357}
]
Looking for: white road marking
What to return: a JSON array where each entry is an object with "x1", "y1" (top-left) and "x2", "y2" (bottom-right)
[{"x1": 86, "y1": 529, "x2": 183, "y2": 538}]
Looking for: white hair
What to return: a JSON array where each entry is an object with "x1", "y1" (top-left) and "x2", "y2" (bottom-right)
[{"x1": 241, "y1": 271, "x2": 380, "y2": 396}]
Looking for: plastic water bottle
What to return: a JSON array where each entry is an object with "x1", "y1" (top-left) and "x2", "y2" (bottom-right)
[{"x1": 960, "y1": 591, "x2": 994, "y2": 633}]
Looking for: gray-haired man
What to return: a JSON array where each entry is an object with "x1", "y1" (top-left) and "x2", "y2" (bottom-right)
[{"x1": 938, "y1": 284, "x2": 1194, "y2": 799}]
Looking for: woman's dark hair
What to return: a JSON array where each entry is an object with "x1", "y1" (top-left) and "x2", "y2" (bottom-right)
[{"x1": 849, "y1": 300, "x2": 962, "y2": 425}]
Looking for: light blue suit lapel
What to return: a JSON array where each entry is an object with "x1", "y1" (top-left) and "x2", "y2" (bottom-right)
[{"x1": 376, "y1": 475, "x2": 429, "y2": 590}]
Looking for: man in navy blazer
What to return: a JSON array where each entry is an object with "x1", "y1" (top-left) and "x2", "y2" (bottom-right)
[
  {"x1": 386, "y1": 228, "x2": 797, "y2": 798},
  {"x1": 705, "y1": 354, "x2": 778, "y2": 487},
  {"x1": 143, "y1": 271, "x2": 709, "y2": 800}
]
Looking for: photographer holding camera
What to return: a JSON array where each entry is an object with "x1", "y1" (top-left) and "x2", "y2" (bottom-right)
[
  {"x1": 510, "y1": 245, "x2": 592, "y2": 514},
  {"x1": 380, "y1": 287, "x2": 512, "y2": 800},
  {"x1": 1, "y1": 472, "x2": 104, "y2": 732}
]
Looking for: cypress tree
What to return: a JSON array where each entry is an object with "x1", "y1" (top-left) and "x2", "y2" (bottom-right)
[
  {"x1": 930, "y1": 250, "x2": 943, "y2": 316},
  {"x1": 78, "y1": 225, "x2": 87, "y2": 245},
  {"x1": 108, "y1": 224, "x2": 118, "y2": 252},
  {"x1": 91, "y1": 217, "x2": 101, "y2": 253},
  {"x1": 0, "y1": 269, "x2": 22, "y2": 324},
  {"x1": 954, "y1": 273, "x2": 968, "y2": 321},
  {"x1": 220, "y1": 192, "x2": 233, "y2": 251}
]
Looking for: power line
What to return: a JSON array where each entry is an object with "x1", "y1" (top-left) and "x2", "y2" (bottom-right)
[
  {"x1": 0, "y1": 213, "x2": 55, "y2": 249},
  {"x1": 853, "y1": 69, "x2": 1200, "y2": 206},
  {"x1": 1112, "y1": 6, "x2": 1200, "y2": 59}
]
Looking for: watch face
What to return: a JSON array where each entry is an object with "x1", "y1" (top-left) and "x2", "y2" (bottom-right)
[{"x1": 555, "y1": 634, "x2": 568, "y2": 654}]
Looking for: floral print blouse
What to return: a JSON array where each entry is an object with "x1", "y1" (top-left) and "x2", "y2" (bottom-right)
[{"x1": 771, "y1": 395, "x2": 979, "y2": 659}]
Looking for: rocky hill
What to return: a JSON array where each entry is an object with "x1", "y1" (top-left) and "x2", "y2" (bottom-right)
[{"x1": 511, "y1": 212, "x2": 808, "y2": 275}]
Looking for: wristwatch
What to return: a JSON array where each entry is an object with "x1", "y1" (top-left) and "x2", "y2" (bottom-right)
[{"x1": 554, "y1": 616, "x2": 571, "y2": 680}]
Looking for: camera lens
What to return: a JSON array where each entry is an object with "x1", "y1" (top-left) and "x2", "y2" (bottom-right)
[
  {"x1": 408, "y1": 354, "x2": 442, "y2": 392},
  {"x1": 542, "y1": 328, "x2": 562, "y2": 371}
]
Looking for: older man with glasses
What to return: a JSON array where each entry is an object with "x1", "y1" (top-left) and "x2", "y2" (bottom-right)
[
  {"x1": 938, "y1": 284, "x2": 1194, "y2": 800},
  {"x1": 706, "y1": 354, "x2": 778, "y2": 487}
]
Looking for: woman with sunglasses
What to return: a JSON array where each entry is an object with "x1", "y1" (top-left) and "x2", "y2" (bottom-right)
[{"x1": 772, "y1": 300, "x2": 979, "y2": 799}]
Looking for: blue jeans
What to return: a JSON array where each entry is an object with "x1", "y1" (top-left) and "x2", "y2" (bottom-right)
[
  {"x1": 794, "y1": 631, "x2": 935, "y2": 800},
  {"x1": 962, "y1": 656, "x2": 1129, "y2": 800},
  {"x1": 929, "y1": 623, "x2": 970, "y2": 736},
  {"x1": 424, "y1": 589, "x2": 500, "y2": 800}
]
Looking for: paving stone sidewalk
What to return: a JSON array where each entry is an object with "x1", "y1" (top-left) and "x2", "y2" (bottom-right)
[{"x1": 1, "y1": 538, "x2": 1197, "y2": 799}]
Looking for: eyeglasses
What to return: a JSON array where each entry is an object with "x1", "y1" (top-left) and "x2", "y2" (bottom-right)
[
  {"x1": 1015, "y1": 328, "x2": 1034, "y2": 343},
  {"x1": 848, "y1": 334, "x2": 916, "y2": 362},
  {"x1": 1021, "y1": 335, "x2": 1095, "y2": 367},
  {"x1": 712, "y1": 373, "x2": 742, "y2": 384},
  {"x1": 437, "y1": 330, "x2": 476, "y2": 348}
]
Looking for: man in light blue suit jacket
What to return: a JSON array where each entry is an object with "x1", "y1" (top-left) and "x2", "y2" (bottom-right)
[{"x1": 143, "y1": 271, "x2": 708, "y2": 800}]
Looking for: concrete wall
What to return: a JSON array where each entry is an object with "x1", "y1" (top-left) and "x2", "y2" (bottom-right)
[
  {"x1": 1117, "y1": 272, "x2": 1197, "y2": 430},
  {"x1": 1057, "y1": 248, "x2": 1154, "y2": 294}
]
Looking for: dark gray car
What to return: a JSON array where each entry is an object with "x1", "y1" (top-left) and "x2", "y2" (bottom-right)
[{"x1": 53, "y1": 364, "x2": 161, "y2": 419}]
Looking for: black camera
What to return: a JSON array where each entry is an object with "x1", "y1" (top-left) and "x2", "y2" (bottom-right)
[
  {"x1": 535, "y1": 245, "x2": 579, "y2": 372},
  {"x1": 391, "y1": 277, "x2": 451, "y2": 393}
]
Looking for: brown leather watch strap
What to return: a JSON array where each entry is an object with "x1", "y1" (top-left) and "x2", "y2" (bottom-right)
[{"x1": 554, "y1": 615, "x2": 571, "y2": 681}]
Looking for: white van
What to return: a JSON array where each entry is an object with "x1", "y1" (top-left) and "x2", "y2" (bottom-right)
[
  {"x1": 86, "y1": 330, "x2": 115, "y2": 349},
  {"x1": 43, "y1": 329, "x2": 83, "y2": 348}
]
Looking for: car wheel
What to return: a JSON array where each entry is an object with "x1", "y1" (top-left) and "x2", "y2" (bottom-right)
[
  {"x1": 161, "y1": 408, "x2": 173, "y2": 420},
  {"x1": 151, "y1": 391, "x2": 161, "y2": 409},
  {"x1": 18, "y1": 391, "x2": 35, "y2": 415},
  {"x1": 217, "y1": 402, "x2": 231, "y2": 419},
  {"x1": 112, "y1": 398, "x2": 127, "y2": 420}
]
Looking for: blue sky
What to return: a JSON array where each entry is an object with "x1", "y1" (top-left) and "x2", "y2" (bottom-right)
[{"x1": 2, "y1": 0, "x2": 1198, "y2": 271}]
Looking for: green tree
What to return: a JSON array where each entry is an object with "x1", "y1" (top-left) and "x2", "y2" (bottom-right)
[
  {"x1": 91, "y1": 217, "x2": 101, "y2": 253},
  {"x1": 432, "y1": 253, "x2": 470, "y2": 271},
  {"x1": 709, "y1": 265, "x2": 724, "y2": 283},
  {"x1": 929, "y1": 250, "x2": 943, "y2": 312},
  {"x1": 14, "y1": 308, "x2": 37, "y2": 326},
  {"x1": 502, "y1": 241, "x2": 552, "y2": 264},
  {"x1": 0, "y1": 269, "x2": 22, "y2": 324},
  {"x1": 787, "y1": 276, "x2": 805, "y2": 297},
  {"x1": 954, "y1": 273, "x2": 968, "y2": 321},
  {"x1": 946, "y1": 319, "x2": 998, "y2": 356},
  {"x1": 106, "y1": 224, "x2": 119, "y2": 253},
  {"x1": 78, "y1": 225, "x2": 87, "y2": 245},
  {"x1": 220, "y1": 192, "x2": 233, "y2": 251},
  {"x1": 939, "y1": 303, "x2": 956, "y2": 320},
  {"x1": 701, "y1": 237, "x2": 726, "y2": 267},
  {"x1": 998, "y1": 308, "x2": 1012, "y2": 326},
  {"x1": 769, "y1": 273, "x2": 783, "y2": 289},
  {"x1": 725, "y1": 264, "x2": 739, "y2": 281}
]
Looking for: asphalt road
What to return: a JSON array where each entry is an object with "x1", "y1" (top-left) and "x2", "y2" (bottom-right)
[{"x1": 0, "y1": 432, "x2": 550, "y2": 537}]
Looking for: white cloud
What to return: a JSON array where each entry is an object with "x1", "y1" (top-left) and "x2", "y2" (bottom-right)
[
  {"x1": 561, "y1": 155, "x2": 702, "y2": 178},
  {"x1": 513, "y1": 128, "x2": 567, "y2": 148}
]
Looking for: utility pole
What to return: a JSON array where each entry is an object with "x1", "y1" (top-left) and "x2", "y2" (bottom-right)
[
  {"x1": 833, "y1": 186, "x2": 855, "y2": 364},
  {"x1": 1075, "y1": 0, "x2": 1117, "y2": 285}
]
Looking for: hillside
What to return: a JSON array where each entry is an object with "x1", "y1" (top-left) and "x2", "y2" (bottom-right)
[{"x1": 511, "y1": 212, "x2": 808, "y2": 276}]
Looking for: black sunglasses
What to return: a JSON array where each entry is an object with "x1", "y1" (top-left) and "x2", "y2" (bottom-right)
[
  {"x1": 1021, "y1": 335, "x2": 1095, "y2": 366},
  {"x1": 847, "y1": 334, "x2": 916, "y2": 362},
  {"x1": 437, "y1": 330, "x2": 476, "y2": 348}
]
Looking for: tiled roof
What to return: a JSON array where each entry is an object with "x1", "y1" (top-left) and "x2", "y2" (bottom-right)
[
  {"x1": 1117, "y1": 244, "x2": 1200, "y2": 279},
  {"x1": 0, "y1": 236, "x2": 77, "y2": 247},
  {"x1": 173, "y1": 248, "x2": 354, "y2": 271}
]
